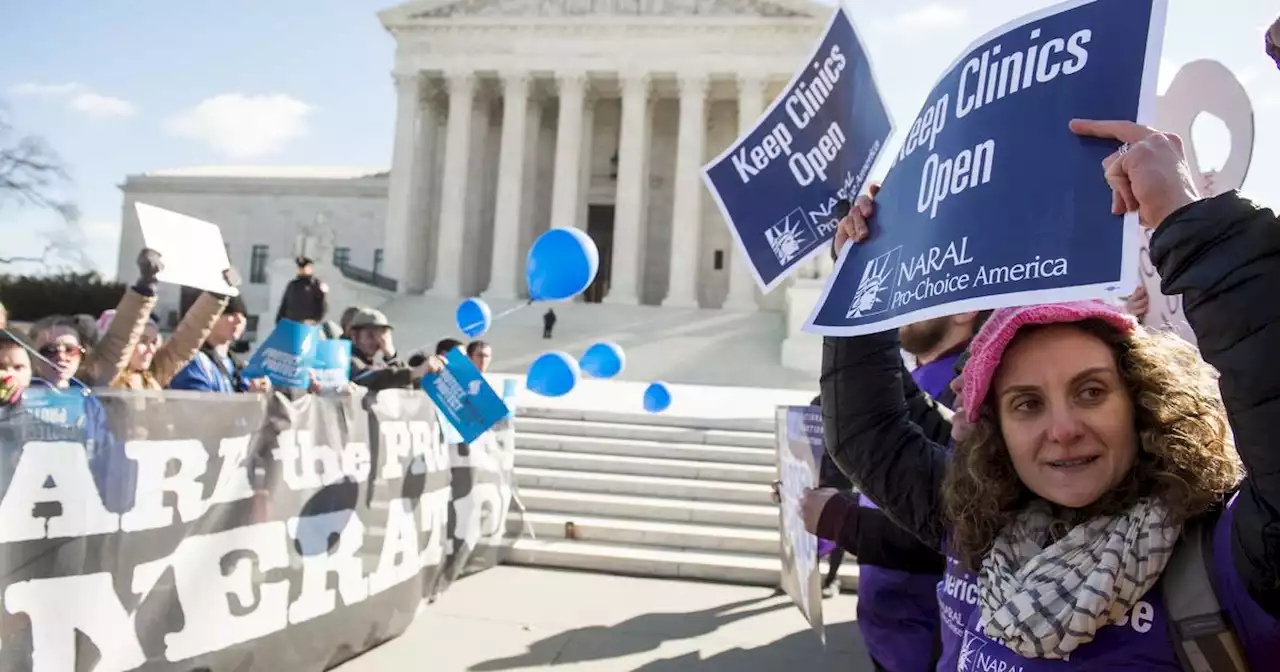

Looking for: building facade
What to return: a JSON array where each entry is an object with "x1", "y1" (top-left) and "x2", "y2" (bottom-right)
[{"x1": 116, "y1": 0, "x2": 836, "y2": 373}]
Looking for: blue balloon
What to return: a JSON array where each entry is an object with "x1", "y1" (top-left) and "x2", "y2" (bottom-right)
[
  {"x1": 526, "y1": 227, "x2": 599, "y2": 302},
  {"x1": 580, "y1": 341, "x2": 625, "y2": 379},
  {"x1": 643, "y1": 381, "x2": 672, "y2": 414},
  {"x1": 527, "y1": 351, "x2": 580, "y2": 397},
  {"x1": 456, "y1": 297, "x2": 492, "y2": 338}
]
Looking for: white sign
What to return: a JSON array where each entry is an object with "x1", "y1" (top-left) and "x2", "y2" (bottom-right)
[
  {"x1": 135, "y1": 203, "x2": 239, "y2": 296},
  {"x1": 1138, "y1": 60, "x2": 1254, "y2": 344}
]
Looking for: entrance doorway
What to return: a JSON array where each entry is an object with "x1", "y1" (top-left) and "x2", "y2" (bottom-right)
[{"x1": 584, "y1": 205, "x2": 615, "y2": 303}]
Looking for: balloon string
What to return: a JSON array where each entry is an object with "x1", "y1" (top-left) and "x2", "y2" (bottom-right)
[
  {"x1": 460, "y1": 298, "x2": 534, "y2": 338},
  {"x1": 353, "y1": 299, "x2": 537, "y2": 383}
]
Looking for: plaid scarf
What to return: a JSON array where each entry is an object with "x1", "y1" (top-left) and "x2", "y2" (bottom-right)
[{"x1": 977, "y1": 498, "x2": 1180, "y2": 659}]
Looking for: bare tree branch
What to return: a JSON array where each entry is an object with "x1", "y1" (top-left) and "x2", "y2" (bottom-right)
[{"x1": 0, "y1": 102, "x2": 90, "y2": 272}]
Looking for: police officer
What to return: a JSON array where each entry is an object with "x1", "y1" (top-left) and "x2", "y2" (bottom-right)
[{"x1": 275, "y1": 256, "x2": 329, "y2": 325}]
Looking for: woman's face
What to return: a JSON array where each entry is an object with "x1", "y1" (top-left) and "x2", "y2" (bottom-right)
[
  {"x1": 992, "y1": 325, "x2": 1137, "y2": 509},
  {"x1": 35, "y1": 325, "x2": 83, "y2": 387},
  {"x1": 131, "y1": 323, "x2": 160, "y2": 371}
]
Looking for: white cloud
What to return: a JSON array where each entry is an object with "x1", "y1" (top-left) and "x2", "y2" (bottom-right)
[
  {"x1": 875, "y1": 4, "x2": 968, "y2": 33},
  {"x1": 164, "y1": 94, "x2": 313, "y2": 159},
  {"x1": 9, "y1": 82, "x2": 82, "y2": 96},
  {"x1": 70, "y1": 92, "x2": 136, "y2": 119},
  {"x1": 7, "y1": 81, "x2": 137, "y2": 120}
]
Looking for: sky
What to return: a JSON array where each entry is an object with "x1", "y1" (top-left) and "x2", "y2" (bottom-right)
[{"x1": 0, "y1": 0, "x2": 1276, "y2": 280}]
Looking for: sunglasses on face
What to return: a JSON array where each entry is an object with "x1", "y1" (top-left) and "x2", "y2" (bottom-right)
[{"x1": 39, "y1": 343, "x2": 84, "y2": 359}]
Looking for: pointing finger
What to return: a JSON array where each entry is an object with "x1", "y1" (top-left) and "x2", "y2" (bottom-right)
[{"x1": 1069, "y1": 118, "x2": 1157, "y2": 144}]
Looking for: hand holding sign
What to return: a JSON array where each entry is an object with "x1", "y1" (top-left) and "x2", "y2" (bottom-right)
[{"x1": 1068, "y1": 119, "x2": 1201, "y2": 228}]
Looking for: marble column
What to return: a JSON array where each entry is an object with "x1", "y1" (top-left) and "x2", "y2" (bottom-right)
[
  {"x1": 724, "y1": 74, "x2": 766, "y2": 310},
  {"x1": 664, "y1": 73, "x2": 709, "y2": 308},
  {"x1": 431, "y1": 70, "x2": 476, "y2": 298},
  {"x1": 484, "y1": 71, "x2": 532, "y2": 300},
  {"x1": 549, "y1": 71, "x2": 587, "y2": 230},
  {"x1": 604, "y1": 71, "x2": 652, "y2": 305},
  {"x1": 382, "y1": 72, "x2": 424, "y2": 292}
]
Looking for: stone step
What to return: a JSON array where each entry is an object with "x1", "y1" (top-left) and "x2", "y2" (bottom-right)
[
  {"x1": 520, "y1": 511, "x2": 779, "y2": 555},
  {"x1": 515, "y1": 448, "x2": 776, "y2": 484},
  {"x1": 520, "y1": 405, "x2": 775, "y2": 433},
  {"x1": 505, "y1": 537, "x2": 859, "y2": 589},
  {"x1": 515, "y1": 431, "x2": 776, "y2": 466},
  {"x1": 514, "y1": 467, "x2": 772, "y2": 505},
  {"x1": 515, "y1": 487, "x2": 779, "y2": 529},
  {"x1": 515, "y1": 416, "x2": 775, "y2": 449}
]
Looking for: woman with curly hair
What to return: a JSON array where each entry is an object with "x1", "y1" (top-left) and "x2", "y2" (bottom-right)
[{"x1": 812, "y1": 119, "x2": 1280, "y2": 670}]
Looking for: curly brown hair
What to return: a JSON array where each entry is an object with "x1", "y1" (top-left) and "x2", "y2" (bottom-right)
[{"x1": 942, "y1": 319, "x2": 1243, "y2": 571}]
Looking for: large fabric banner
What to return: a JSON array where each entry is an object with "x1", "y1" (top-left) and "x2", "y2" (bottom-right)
[
  {"x1": 0, "y1": 388, "x2": 518, "y2": 671},
  {"x1": 806, "y1": 0, "x2": 1167, "y2": 336},
  {"x1": 775, "y1": 406, "x2": 824, "y2": 641},
  {"x1": 703, "y1": 5, "x2": 892, "y2": 293}
]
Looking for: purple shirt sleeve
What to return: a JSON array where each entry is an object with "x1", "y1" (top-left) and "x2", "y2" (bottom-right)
[{"x1": 1212, "y1": 493, "x2": 1280, "y2": 667}]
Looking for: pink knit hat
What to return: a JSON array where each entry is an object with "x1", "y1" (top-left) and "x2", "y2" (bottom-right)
[{"x1": 961, "y1": 300, "x2": 1138, "y2": 423}]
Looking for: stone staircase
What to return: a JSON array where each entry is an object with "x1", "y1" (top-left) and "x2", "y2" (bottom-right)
[{"x1": 503, "y1": 405, "x2": 857, "y2": 590}]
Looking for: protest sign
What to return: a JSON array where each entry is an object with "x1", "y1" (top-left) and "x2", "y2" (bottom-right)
[
  {"x1": 312, "y1": 338, "x2": 353, "y2": 390},
  {"x1": 421, "y1": 347, "x2": 509, "y2": 444},
  {"x1": 0, "y1": 388, "x2": 519, "y2": 671},
  {"x1": 806, "y1": 0, "x2": 1167, "y2": 337},
  {"x1": 1135, "y1": 59, "x2": 1254, "y2": 346},
  {"x1": 775, "y1": 405, "x2": 825, "y2": 641},
  {"x1": 703, "y1": 5, "x2": 891, "y2": 293},
  {"x1": 135, "y1": 203, "x2": 239, "y2": 297},
  {"x1": 244, "y1": 319, "x2": 321, "y2": 389}
]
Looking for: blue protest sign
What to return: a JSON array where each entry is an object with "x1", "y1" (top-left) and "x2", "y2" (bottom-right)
[
  {"x1": 806, "y1": 0, "x2": 1165, "y2": 336},
  {"x1": 421, "y1": 347, "x2": 509, "y2": 444},
  {"x1": 19, "y1": 386, "x2": 87, "y2": 433},
  {"x1": 311, "y1": 339, "x2": 351, "y2": 390},
  {"x1": 703, "y1": 6, "x2": 891, "y2": 294},
  {"x1": 243, "y1": 319, "x2": 321, "y2": 389}
]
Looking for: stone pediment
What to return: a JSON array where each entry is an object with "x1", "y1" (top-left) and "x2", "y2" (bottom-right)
[{"x1": 389, "y1": 0, "x2": 822, "y2": 20}]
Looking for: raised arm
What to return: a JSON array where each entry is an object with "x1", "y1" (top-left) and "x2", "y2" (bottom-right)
[
  {"x1": 152, "y1": 292, "x2": 227, "y2": 388},
  {"x1": 821, "y1": 330, "x2": 951, "y2": 550},
  {"x1": 1152, "y1": 191, "x2": 1280, "y2": 615},
  {"x1": 84, "y1": 250, "x2": 161, "y2": 385}
]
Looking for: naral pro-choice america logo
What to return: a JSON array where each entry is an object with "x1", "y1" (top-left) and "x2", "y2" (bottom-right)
[
  {"x1": 847, "y1": 246, "x2": 902, "y2": 319},
  {"x1": 765, "y1": 207, "x2": 817, "y2": 266}
]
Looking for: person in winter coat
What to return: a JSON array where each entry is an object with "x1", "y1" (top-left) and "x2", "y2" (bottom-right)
[
  {"x1": 813, "y1": 119, "x2": 1280, "y2": 670},
  {"x1": 105, "y1": 263, "x2": 240, "y2": 390}
]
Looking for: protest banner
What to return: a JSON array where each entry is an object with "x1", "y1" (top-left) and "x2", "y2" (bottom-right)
[
  {"x1": 0, "y1": 388, "x2": 519, "y2": 671},
  {"x1": 806, "y1": 0, "x2": 1167, "y2": 337},
  {"x1": 1135, "y1": 59, "x2": 1254, "y2": 345},
  {"x1": 244, "y1": 319, "x2": 321, "y2": 389},
  {"x1": 703, "y1": 5, "x2": 892, "y2": 293},
  {"x1": 775, "y1": 405, "x2": 825, "y2": 641},
  {"x1": 421, "y1": 347, "x2": 509, "y2": 444}
]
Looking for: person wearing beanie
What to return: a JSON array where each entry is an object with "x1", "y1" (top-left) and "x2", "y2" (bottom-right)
[
  {"x1": 168, "y1": 293, "x2": 269, "y2": 394},
  {"x1": 813, "y1": 117, "x2": 1280, "y2": 669},
  {"x1": 275, "y1": 256, "x2": 328, "y2": 325},
  {"x1": 108, "y1": 267, "x2": 242, "y2": 390}
]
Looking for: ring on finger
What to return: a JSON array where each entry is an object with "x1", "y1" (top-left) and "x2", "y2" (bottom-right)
[{"x1": 1117, "y1": 142, "x2": 1131, "y2": 155}]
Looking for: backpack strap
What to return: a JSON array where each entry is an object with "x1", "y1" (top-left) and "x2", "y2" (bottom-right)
[{"x1": 1162, "y1": 511, "x2": 1251, "y2": 672}]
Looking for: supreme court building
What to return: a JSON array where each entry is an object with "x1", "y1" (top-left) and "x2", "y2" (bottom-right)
[{"x1": 118, "y1": 0, "x2": 835, "y2": 329}]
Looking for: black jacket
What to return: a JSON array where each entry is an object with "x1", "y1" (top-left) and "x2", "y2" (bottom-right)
[
  {"x1": 1151, "y1": 191, "x2": 1280, "y2": 616},
  {"x1": 821, "y1": 191, "x2": 1280, "y2": 616},
  {"x1": 349, "y1": 349, "x2": 414, "y2": 392},
  {"x1": 276, "y1": 275, "x2": 328, "y2": 324}
]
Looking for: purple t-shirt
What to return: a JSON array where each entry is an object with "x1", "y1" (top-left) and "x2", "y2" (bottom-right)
[
  {"x1": 937, "y1": 495, "x2": 1280, "y2": 670},
  {"x1": 855, "y1": 352, "x2": 961, "y2": 670}
]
